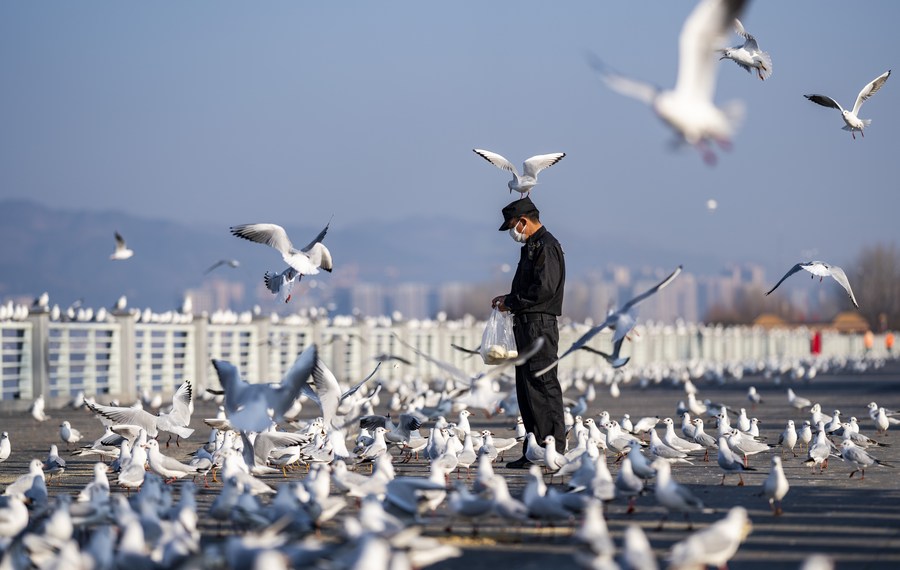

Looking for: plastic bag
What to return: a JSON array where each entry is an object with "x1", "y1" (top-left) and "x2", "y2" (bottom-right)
[{"x1": 480, "y1": 308, "x2": 518, "y2": 365}]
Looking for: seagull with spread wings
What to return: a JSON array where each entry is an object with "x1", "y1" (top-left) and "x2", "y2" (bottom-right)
[
  {"x1": 719, "y1": 18, "x2": 772, "y2": 81},
  {"x1": 86, "y1": 380, "x2": 194, "y2": 444},
  {"x1": 805, "y1": 70, "x2": 891, "y2": 139},
  {"x1": 230, "y1": 220, "x2": 333, "y2": 302},
  {"x1": 211, "y1": 344, "x2": 318, "y2": 432},
  {"x1": 589, "y1": 0, "x2": 749, "y2": 165},
  {"x1": 303, "y1": 358, "x2": 381, "y2": 429},
  {"x1": 537, "y1": 266, "x2": 683, "y2": 375},
  {"x1": 204, "y1": 259, "x2": 240, "y2": 275},
  {"x1": 766, "y1": 261, "x2": 858, "y2": 308},
  {"x1": 472, "y1": 149, "x2": 565, "y2": 198}
]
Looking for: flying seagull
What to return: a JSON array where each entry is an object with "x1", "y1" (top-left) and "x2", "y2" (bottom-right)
[
  {"x1": 804, "y1": 70, "x2": 891, "y2": 139},
  {"x1": 537, "y1": 265, "x2": 683, "y2": 375},
  {"x1": 766, "y1": 261, "x2": 858, "y2": 308},
  {"x1": 204, "y1": 259, "x2": 240, "y2": 275},
  {"x1": 472, "y1": 149, "x2": 565, "y2": 197},
  {"x1": 719, "y1": 18, "x2": 772, "y2": 81},
  {"x1": 589, "y1": 0, "x2": 749, "y2": 165},
  {"x1": 211, "y1": 344, "x2": 318, "y2": 432},
  {"x1": 230, "y1": 220, "x2": 333, "y2": 302},
  {"x1": 110, "y1": 231, "x2": 134, "y2": 260}
]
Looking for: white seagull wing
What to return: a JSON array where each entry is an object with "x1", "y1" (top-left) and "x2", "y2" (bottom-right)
[
  {"x1": 169, "y1": 380, "x2": 193, "y2": 424},
  {"x1": 230, "y1": 223, "x2": 295, "y2": 256},
  {"x1": 828, "y1": 265, "x2": 859, "y2": 308},
  {"x1": 733, "y1": 18, "x2": 751, "y2": 40},
  {"x1": 305, "y1": 242, "x2": 333, "y2": 272},
  {"x1": 675, "y1": 0, "x2": 747, "y2": 101},
  {"x1": 852, "y1": 70, "x2": 891, "y2": 115},
  {"x1": 587, "y1": 54, "x2": 659, "y2": 105},
  {"x1": 473, "y1": 149, "x2": 518, "y2": 176},
  {"x1": 621, "y1": 265, "x2": 683, "y2": 311},
  {"x1": 536, "y1": 315, "x2": 617, "y2": 376},
  {"x1": 309, "y1": 358, "x2": 342, "y2": 423},
  {"x1": 522, "y1": 153, "x2": 566, "y2": 179}
]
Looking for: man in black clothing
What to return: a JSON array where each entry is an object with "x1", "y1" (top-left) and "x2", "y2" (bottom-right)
[{"x1": 491, "y1": 196, "x2": 567, "y2": 467}]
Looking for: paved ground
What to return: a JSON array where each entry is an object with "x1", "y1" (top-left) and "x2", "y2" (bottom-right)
[{"x1": 2, "y1": 361, "x2": 899, "y2": 569}]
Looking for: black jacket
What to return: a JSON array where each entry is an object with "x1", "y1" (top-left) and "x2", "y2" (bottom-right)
[{"x1": 505, "y1": 226, "x2": 565, "y2": 316}]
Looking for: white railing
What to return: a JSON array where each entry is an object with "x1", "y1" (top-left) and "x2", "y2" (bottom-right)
[
  {"x1": 1, "y1": 322, "x2": 32, "y2": 401},
  {"x1": 0, "y1": 312, "x2": 893, "y2": 407}
]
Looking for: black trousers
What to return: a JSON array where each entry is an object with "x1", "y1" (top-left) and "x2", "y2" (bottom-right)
[{"x1": 513, "y1": 313, "x2": 566, "y2": 455}]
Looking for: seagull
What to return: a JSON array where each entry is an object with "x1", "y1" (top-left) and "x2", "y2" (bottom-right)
[
  {"x1": 59, "y1": 421, "x2": 83, "y2": 449},
  {"x1": 304, "y1": 358, "x2": 381, "y2": 429},
  {"x1": 615, "y1": 456, "x2": 645, "y2": 514},
  {"x1": 86, "y1": 380, "x2": 195, "y2": 443},
  {"x1": 4, "y1": 459, "x2": 46, "y2": 496},
  {"x1": 787, "y1": 388, "x2": 812, "y2": 410},
  {"x1": 0, "y1": 432, "x2": 9, "y2": 463},
  {"x1": 719, "y1": 18, "x2": 772, "y2": 80},
  {"x1": 0, "y1": 493, "x2": 29, "y2": 540},
  {"x1": 43, "y1": 444, "x2": 67, "y2": 483},
  {"x1": 805, "y1": 70, "x2": 891, "y2": 139},
  {"x1": 652, "y1": 458, "x2": 711, "y2": 530},
  {"x1": 110, "y1": 231, "x2": 134, "y2": 260},
  {"x1": 472, "y1": 149, "x2": 566, "y2": 197},
  {"x1": 763, "y1": 456, "x2": 789, "y2": 515},
  {"x1": 538, "y1": 265, "x2": 682, "y2": 375},
  {"x1": 717, "y1": 437, "x2": 754, "y2": 485},
  {"x1": 840, "y1": 440, "x2": 893, "y2": 480},
  {"x1": 145, "y1": 440, "x2": 203, "y2": 483},
  {"x1": 204, "y1": 259, "x2": 240, "y2": 275},
  {"x1": 210, "y1": 344, "x2": 317, "y2": 432},
  {"x1": 230, "y1": 221, "x2": 333, "y2": 302},
  {"x1": 263, "y1": 267, "x2": 300, "y2": 303},
  {"x1": 778, "y1": 420, "x2": 798, "y2": 458},
  {"x1": 766, "y1": 261, "x2": 858, "y2": 308},
  {"x1": 589, "y1": 0, "x2": 749, "y2": 165},
  {"x1": 668, "y1": 506, "x2": 752, "y2": 570}
]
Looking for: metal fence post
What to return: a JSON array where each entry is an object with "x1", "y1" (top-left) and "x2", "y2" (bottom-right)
[
  {"x1": 113, "y1": 312, "x2": 137, "y2": 402},
  {"x1": 26, "y1": 311, "x2": 49, "y2": 401},
  {"x1": 193, "y1": 317, "x2": 209, "y2": 392}
]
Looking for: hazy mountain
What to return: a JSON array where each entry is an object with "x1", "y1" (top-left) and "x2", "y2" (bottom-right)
[{"x1": 0, "y1": 199, "x2": 725, "y2": 311}]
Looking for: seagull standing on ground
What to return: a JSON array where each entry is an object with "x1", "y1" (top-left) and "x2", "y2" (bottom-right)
[
  {"x1": 805, "y1": 70, "x2": 891, "y2": 139},
  {"x1": 766, "y1": 261, "x2": 859, "y2": 308},
  {"x1": 719, "y1": 18, "x2": 772, "y2": 80},
  {"x1": 787, "y1": 388, "x2": 812, "y2": 410},
  {"x1": 472, "y1": 149, "x2": 566, "y2": 198},
  {"x1": 110, "y1": 231, "x2": 134, "y2": 260},
  {"x1": 589, "y1": 0, "x2": 750, "y2": 164},
  {"x1": 763, "y1": 456, "x2": 789, "y2": 515}
]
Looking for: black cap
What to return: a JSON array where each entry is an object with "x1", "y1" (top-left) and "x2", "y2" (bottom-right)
[{"x1": 498, "y1": 196, "x2": 539, "y2": 231}]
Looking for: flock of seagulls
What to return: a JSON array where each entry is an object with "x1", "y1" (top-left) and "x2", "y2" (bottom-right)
[{"x1": 0, "y1": 327, "x2": 894, "y2": 569}]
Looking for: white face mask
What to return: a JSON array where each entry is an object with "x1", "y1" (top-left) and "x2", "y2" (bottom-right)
[{"x1": 509, "y1": 219, "x2": 527, "y2": 243}]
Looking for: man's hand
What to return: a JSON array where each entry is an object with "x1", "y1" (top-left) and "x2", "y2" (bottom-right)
[{"x1": 491, "y1": 295, "x2": 509, "y2": 312}]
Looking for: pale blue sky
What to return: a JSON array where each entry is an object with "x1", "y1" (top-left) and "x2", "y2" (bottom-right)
[{"x1": 1, "y1": 1, "x2": 898, "y2": 279}]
